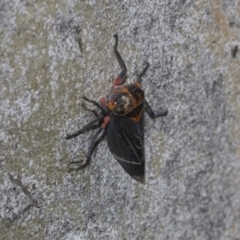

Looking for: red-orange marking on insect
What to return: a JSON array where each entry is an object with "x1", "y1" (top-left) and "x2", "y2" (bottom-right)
[{"x1": 101, "y1": 116, "x2": 110, "y2": 128}]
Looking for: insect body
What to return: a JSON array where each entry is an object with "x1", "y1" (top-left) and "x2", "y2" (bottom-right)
[{"x1": 66, "y1": 34, "x2": 167, "y2": 183}]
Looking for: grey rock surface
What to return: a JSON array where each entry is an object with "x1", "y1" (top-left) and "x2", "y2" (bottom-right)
[{"x1": 1, "y1": 0, "x2": 240, "y2": 239}]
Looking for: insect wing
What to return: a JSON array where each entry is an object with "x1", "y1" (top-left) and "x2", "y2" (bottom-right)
[{"x1": 106, "y1": 114, "x2": 145, "y2": 183}]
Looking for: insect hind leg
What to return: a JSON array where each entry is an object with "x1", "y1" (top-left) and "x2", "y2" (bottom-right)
[{"x1": 68, "y1": 127, "x2": 106, "y2": 170}]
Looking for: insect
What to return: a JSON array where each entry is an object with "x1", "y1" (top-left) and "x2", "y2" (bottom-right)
[{"x1": 66, "y1": 34, "x2": 168, "y2": 183}]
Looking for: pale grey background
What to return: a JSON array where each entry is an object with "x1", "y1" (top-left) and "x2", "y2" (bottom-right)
[{"x1": 1, "y1": 0, "x2": 240, "y2": 239}]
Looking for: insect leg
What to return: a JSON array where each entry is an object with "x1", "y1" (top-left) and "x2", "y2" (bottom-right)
[
  {"x1": 145, "y1": 100, "x2": 168, "y2": 119},
  {"x1": 66, "y1": 118, "x2": 100, "y2": 139},
  {"x1": 68, "y1": 127, "x2": 106, "y2": 170},
  {"x1": 83, "y1": 96, "x2": 109, "y2": 115},
  {"x1": 66, "y1": 97, "x2": 107, "y2": 139},
  {"x1": 137, "y1": 61, "x2": 149, "y2": 83},
  {"x1": 81, "y1": 102, "x2": 99, "y2": 118},
  {"x1": 113, "y1": 33, "x2": 127, "y2": 86}
]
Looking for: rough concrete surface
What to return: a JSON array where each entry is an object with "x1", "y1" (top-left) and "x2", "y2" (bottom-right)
[{"x1": 0, "y1": 0, "x2": 240, "y2": 239}]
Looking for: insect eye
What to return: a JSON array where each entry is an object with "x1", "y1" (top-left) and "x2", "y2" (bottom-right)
[{"x1": 108, "y1": 100, "x2": 116, "y2": 111}]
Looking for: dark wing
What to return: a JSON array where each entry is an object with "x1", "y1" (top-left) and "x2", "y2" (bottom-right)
[{"x1": 106, "y1": 114, "x2": 145, "y2": 183}]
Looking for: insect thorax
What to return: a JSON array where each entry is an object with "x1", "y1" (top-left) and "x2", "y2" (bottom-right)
[{"x1": 106, "y1": 83, "x2": 144, "y2": 116}]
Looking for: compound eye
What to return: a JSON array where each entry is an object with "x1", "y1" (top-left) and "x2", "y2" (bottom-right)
[{"x1": 108, "y1": 100, "x2": 116, "y2": 111}]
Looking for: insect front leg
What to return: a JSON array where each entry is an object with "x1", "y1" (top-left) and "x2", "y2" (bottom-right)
[
  {"x1": 113, "y1": 33, "x2": 127, "y2": 86},
  {"x1": 145, "y1": 100, "x2": 168, "y2": 119}
]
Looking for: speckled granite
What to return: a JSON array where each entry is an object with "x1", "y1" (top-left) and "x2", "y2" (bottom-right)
[{"x1": 1, "y1": 0, "x2": 240, "y2": 239}]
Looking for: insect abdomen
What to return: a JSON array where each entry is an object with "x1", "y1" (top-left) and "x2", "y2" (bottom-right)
[{"x1": 106, "y1": 114, "x2": 145, "y2": 182}]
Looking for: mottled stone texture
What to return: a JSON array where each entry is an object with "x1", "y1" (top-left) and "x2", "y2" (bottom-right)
[{"x1": 0, "y1": 0, "x2": 240, "y2": 239}]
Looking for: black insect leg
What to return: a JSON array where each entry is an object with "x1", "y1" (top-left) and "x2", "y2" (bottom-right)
[
  {"x1": 137, "y1": 61, "x2": 149, "y2": 83},
  {"x1": 66, "y1": 118, "x2": 100, "y2": 139},
  {"x1": 81, "y1": 101, "x2": 99, "y2": 118},
  {"x1": 83, "y1": 96, "x2": 109, "y2": 115},
  {"x1": 137, "y1": 62, "x2": 168, "y2": 118},
  {"x1": 113, "y1": 34, "x2": 127, "y2": 73},
  {"x1": 68, "y1": 128, "x2": 106, "y2": 170},
  {"x1": 145, "y1": 100, "x2": 168, "y2": 119},
  {"x1": 66, "y1": 97, "x2": 107, "y2": 139},
  {"x1": 113, "y1": 33, "x2": 127, "y2": 86}
]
